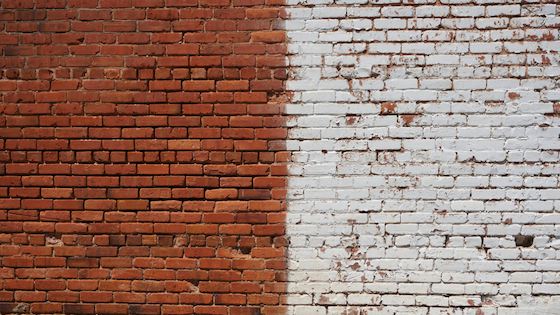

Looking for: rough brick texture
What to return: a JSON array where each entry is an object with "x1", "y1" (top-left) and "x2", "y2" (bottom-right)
[
  {"x1": 284, "y1": 1, "x2": 560, "y2": 314},
  {"x1": 0, "y1": 0, "x2": 288, "y2": 314},
  {"x1": 2, "y1": 0, "x2": 560, "y2": 314}
]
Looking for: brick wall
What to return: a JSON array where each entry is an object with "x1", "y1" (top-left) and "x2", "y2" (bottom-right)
[
  {"x1": 0, "y1": 0, "x2": 288, "y2": 314},
  {"x1": 1, "y1": 0, "x2": 560, "y2": 314},
  {"x1": 284, "y1": 1, "x2": 560, "y2": 314}
]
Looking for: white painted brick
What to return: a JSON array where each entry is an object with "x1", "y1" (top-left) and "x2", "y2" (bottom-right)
[
  {"x1": 416, "y1": 6, "x2": 450, "y2": 17},
  {"x1": 347, "y1": 294, "x2": 381, "y2": 305},
  {"x1": 294, "y1": 306, "x2": 326, "y2": 315},
  {"x1": 318, "y1": 32, "x2": 352, "y2": 43},
  {"x1": 284, "y1": 1, "x2": 560, "y2": 311},
  {"x1": 470, "y1": 42, "x2": 503, "y2": 53},
  {"x1": 432, "y1": 284, "x2": 465, "y2": 294},
  {"x1": 374, "y1": 18, "x2": 407, "y2": 29},
  {"x1": 385, "y1": 79, "x2": 418, "y2": 90},
  {"x1": 441, "y1": 18, "x2": 475, "y2": 29},
  {"x1": 380, "y1": 295, "x2": 415, "y2": 306},
  {"x1": 490, "y1": 29, "x2": 524, "y2": 41},
  {"x1": 422, "y1": 30, "x2": 455, "y2": 42},
  {"x1": 476, "y1": 18, "x2": 510, "y2": 29},
  {"x1": 419, "y1": 79, "x2": 453, "y2": 90},
  {"x1": 402, "y1": 43, "x2": 435, "y2": 54},
  {"x1": 347, "y1": 7, "x2": 380, "y2": 17},
  {"x1": 339, "y1": 19, "x2": 372, "y2": 31},
  {"x1": 453, "y1": 79, "x2": 487, "y2": 90},
  {"x1": 451, "y1": 6, "x2": 485, "y2": 17},
  {"x1": 306, "y1": 20, "x2": 339, "y2": 31},
  {"x1": 352, "y1": 31, "x2": 386, "y2": 42},
  {"x1": 510, "y1": 17, "x2": 545, "y2": 28},
  {"x1": 312, "y1": 7, "x2": 346, "y2": 18},
  {"x1": 368, "y1": 43, "x2": 401, "y2": 54},
  {"x1": 335, "y1": 0, "x2": 366, "y2": 4},
  {"x1": 522, "y1": 4, "x2": 556, "y2": 16},
  {"x1": 387, "y1": 30, "x2": 422, "y2": 41},
  {"x1": 288, "y1": 31, "x2": 319, "y2": 42},
  {"x1": 381, "y1": 7, "x2": 415, "y2": 17},
  {"x1": 487, "y1": 5, "x2": 521, "y2": 16}
]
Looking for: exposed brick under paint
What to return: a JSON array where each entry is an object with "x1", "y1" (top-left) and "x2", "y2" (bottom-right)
[{"x1": 0, "y1": 0, "x2": 288, "y2": 314}]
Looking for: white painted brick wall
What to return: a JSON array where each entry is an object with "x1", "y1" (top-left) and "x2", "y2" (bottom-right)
[{"x1": 284, "y1": 1, "x2": 560, "y2": 314}]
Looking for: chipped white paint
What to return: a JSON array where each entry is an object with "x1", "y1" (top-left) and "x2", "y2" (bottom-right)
[{"x1": 284, "y1": 1, "x2": 560, "y2": 314}]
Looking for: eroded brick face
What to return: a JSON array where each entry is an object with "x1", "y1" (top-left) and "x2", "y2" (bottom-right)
[{"x1": 0, "y1": 0, "x2": 288, "y2": 314}]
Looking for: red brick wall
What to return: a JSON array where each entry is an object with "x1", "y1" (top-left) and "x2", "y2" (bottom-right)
[{"x1": 0, "y1": 0, "x2": 288, "y2": 314}]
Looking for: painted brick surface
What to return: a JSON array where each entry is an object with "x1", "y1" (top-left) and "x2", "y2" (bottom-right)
[
  {"x1": 284, "y1": 1, "x2": 560, "y2": 314},
  {"x1": 1, "y1": 0, "x2": 560, "y2": 313},
  {"x1": 0, "y1": 0, "x2": 288, "y2": 314}
]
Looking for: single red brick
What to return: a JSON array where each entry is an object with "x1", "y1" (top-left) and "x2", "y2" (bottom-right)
[
  {"x1": 153, "y1": 223, "x2": 186, "y2": 234},
  {"x1": 67, "y1": 258, "x2": 99, "y2": 268},
  {"x1": 80, "y1": 291, "x2": 113, "y2": 303},
  {"x1": 88, "y1": 223, "x2": 120, "y2": 234},
  {"x1": 147, "y1": 292, "x2": 179, "y2": 304},
  {"x1": 161, "y1": 305, "x2": 194, "y2": 315},
  {"x1": 3, "y1": 257, "x2": 33, "y2": 268},
  {"x1": 199, "y1": 282, "x2": 230, "y2": 293},
  {"x1": 63, "y1": 304, "x2": 95, "y2": 314},
  {"x1": 14, "y1": 291, "x2": 46, "y2": 302},
  {"x1": 199, "y1": 258, "x2": 231, "y2": 270},
  {"x1": 98, "y1": 280, "x2": 131, "y2": 291},
  {"x1": 131, "y1": 280, "x2": 165, "y2": 292},
  {"x1": 121, "y1": 223, "x2": 153, "y2": 234},
  {"x1": 203, "y1": 213, "x2": 235, "y2": 223},
  {"x1": 3, "y1": 0, "x2": 34, "y2": 8},
  {"x1": 253, "y1": 177, "x2": 284, "y2": 188},
  {"x1": 3, "y1": 279, "x2": 32, "y2": 291},
  {"x1": 232, "y1": 259, "x2": 264, "y2": 270},
  {"x1": 23, "y1": 222, "x2": 54, "y2": 233},
  {"x1": 97, "y1": 304, "x2": 128, "y2": 315},
  {"x1": 68, "y1": 0, "x2": 98, "y2": 6},
  {"x1": 100, "y1": 257, "x2": 132, "y2": 269},
  {"x1": 206, "y1": 20, "x2": 236, "y2": 31},
  {"x1": 78, "y1": 269, "x2": 111, "y2": 279},
  {"x1": 116, "y1": 200, "x2": 149, "y2": 210},
  {"x1": 205, "y1": 188, "x2": 237, "y2": 200},
  {"x1": 242, "y1": 270, "x2": 274, "y2": 282},
  {"x1": 171, "y1": 188, "x2": 204, "y2": 199},
  {"x1": 55, "y1": 223, "x2": 88, "y2": 233},
  {"x1": 169, "y1": 213, "x2": 202, "y2": 223},
  {"x1": 114, "y1": 292, "x2": 146, "y2": 304},
  {"x1": 208, "y1": 270, "x2": 242, "y2": 282},
  {"x1": 231, "y1": 282, "x2": 262, "y2": 293},
  {"x1": 31, "y1": 303, "x2": 64, "y2": 314},
  {"x1": 179, "y1": 293, "x2": 212, "y2": 305},
  {"x1": 83, "y1": 200, "x2": 116, "y2": 211},
  {"x1": 165, "y1": 259, "x2": 197, "y2": 270},
  {"x1": 144, "y1": 269, "x2": 175, "y2": 280},
  {"x1": 250, "y1": 248, "x2": 284, "y2": 258},
  {"x1": 127, "y1": 305, "x2": 160, "y2": 315},
  {"x1": 215, "y1": 201, "x2": 250, "y2": 213},
  {"x1": 219, "y1": 224, "x2": 252, "y2": 235},
  {"x1": 253, "y1": 224, "x2": 284, "y2": 235},
  {"x1": 7, "y1": 210, "x2": 38, "y2": 221},
  {"x1": 49, "y1": 291, "x2": 80, "y2": 303},
  {"x1": 151, "y1": 247, "x2": 183, "y2": 258},
  {"x1": 183, "y1": 247, "x2": 215, "y2": 258},
  {"x1": 131, "y1": 258, "x2": 163, "y2": 269}
]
